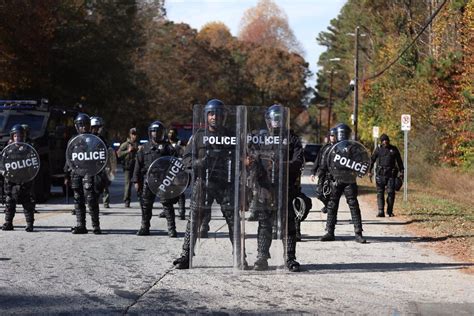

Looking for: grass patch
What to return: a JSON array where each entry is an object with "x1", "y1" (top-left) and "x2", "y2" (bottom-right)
[{"x1": 399, "y1": 181, "x2": 473, "y2": 261}]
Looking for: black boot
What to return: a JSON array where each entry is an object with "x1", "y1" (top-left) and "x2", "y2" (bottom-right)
[
  {"x1": 376, "y1": 210, "x2": 385, "y2": 217},
  {"x1": 173, "y1": 255, "x2": 189, "y2": 269},
  {"x1": 2, "y1": 222, "x2": 13, "y2": 231},
  {"x1": 253, "y1": 258, "x2": 269, "y2": 271},
  {"x1": 355, "y1": 232, "x2": 367, "y2": 243},
  {"x1": 71, "y1": 226, "x2": 88, "y2": 234},
  {"x1": 93, "y1": 226, "x2": 102, "y2": 234},
  {"x1": 286, "y1": 259, "x2": 300, "y2": 272},
  {"x1": 25, "y1": 223, "x2": 34, "y2": 232},
  {"x1": 320, "y1": 233, "x2": 335, "y2": 241},
  {"x1": 137, "y1": 225, "x2": 150, "y2": 236}
]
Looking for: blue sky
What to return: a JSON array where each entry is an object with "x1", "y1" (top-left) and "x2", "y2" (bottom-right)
[{"x1": 166, "y1": 0, "x2": 347, "y2": 88}]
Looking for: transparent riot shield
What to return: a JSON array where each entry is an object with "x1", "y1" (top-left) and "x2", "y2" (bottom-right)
[
  {"x1": 66, "y1": 134, "x2": 108, "y2": 177},
  {"x1": 0, "y1": 143, "x2": 40, "y2": 184},
  {"x1": 146, "y1": 156, "x2": 189, "y2": 200},
  {"x1": 105, "y1": 148, "x2": 117, "y2": 181},
  {"x1": 189, "y1": 104, "x2": 240, "y2": 269},
  {"x1": 326, "y1": 140, "x2": 370, "y2": 183},
  {"x1": 237, "y1": 106, "x2": 289, "y2": 271}
]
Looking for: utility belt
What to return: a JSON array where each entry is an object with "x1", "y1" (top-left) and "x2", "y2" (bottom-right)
[{"x1": 376, "y1": 166, "x2": 398, "y2": 177}]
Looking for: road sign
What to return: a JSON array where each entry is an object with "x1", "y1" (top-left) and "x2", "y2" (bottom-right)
[
  {"x1": 373, "y1": 126, "x2": 379, "y2": 138},
  {"x1": 401, "y1": 114, "x2": 411, "y2": 131}
]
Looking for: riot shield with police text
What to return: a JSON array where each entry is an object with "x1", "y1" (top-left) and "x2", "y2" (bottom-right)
[
  {"x1": 326, "y1": 140, "x2": 370, "y2": 183},
  {"x1": 146, "y1": 156, "x2": 189, "y2": 200},
  {"x1": 189, "y1": 104, "x2": 240, "y2": 269},
  {"x1": 66, "y1": 134, "x2": 108, "y2": 177},
  {"x1": 237, "y1": 106, "x2": 289, "y2": 271},
  {"x1": 0, "y1": 142, "x2": 40, "y2": 184}
]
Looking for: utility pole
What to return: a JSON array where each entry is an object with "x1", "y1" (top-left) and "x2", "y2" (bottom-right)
[
  {"x1": 327, "y1": 69, "x2": 334, "y2": 130},
  {"x1": 353, "y1": 26, "x2": 360, "y2": 140}
]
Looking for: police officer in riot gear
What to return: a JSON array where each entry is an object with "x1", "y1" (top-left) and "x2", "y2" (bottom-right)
[
  {"x1": 311, "y1": 128, "x2": 337, "y2": 214},
  {"x1": 368, "y1": 134, "x2": 404, "y2": 217},
  {"x1": 1, "y1": 125, "x2": 36, "y2": 232},
  {"x1": 253, "y1": 104, "x2": 304, "y2": 272},
  {"x1": 91, "y1": 116, "x2": 111, "y2": 208},
  {"x1": 167, "y1": 128, "x2": 186, "y2": 220},
  {"x1": 132, "y1": 121, "x2": 179, "y2": 237},
  {"x1": 173, "y1": 99, "x2": 247, "y2": 269},
  {"x1": 320, "y1": 123, "x2": 367, "y2": 243},
  {"x1": 65, "y1": 113, "x2": 102, "y2": 234}
]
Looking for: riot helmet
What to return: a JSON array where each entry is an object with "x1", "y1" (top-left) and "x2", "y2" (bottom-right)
[
  {"x1": 10, "y1": 124, "x2": 25, "y2": 143},
  {"x1": 335, "y1": 123, "x2": 352, "y2": 142},
  {"x1": 265, "y1": 104, "x2": 283, "y2": 133},
  {"x1": 74, "y1": 113, "x2": 91, "y2": 134},
  {"x1": 148, "y1": 121, "x2": 166, "y2": 143},
  {"x1": 329, "y1": 127, "x2": 337, "y2": 144},
  {"x1": 21, "y1": 124, "x2": 30, "y2": 140},
  {"x1": 90, "y1": 116, "x2": 104, "y2": 136},
  {"x1": 204, "y1": 99, "x2": 225, "y2": 130}
]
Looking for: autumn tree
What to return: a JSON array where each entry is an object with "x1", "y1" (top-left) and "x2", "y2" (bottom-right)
[
  {"x1": 238, "y1": 0, "x2": 303, "y2": 55},
  {"x1": 197, "y1": 21, "x2": 234, "y2": 48}
]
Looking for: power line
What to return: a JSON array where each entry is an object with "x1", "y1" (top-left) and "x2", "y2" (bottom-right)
[{"x1": 365, "y1": 0, "x2": 449, "y2": 81}]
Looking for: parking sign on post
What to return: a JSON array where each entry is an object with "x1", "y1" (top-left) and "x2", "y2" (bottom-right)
[
  {"x1": 401, "y1": 114, "x2": 410, "y2": 202},
  {"x1": 401, "y1": 114, "x2": 411, "y2": 131}
]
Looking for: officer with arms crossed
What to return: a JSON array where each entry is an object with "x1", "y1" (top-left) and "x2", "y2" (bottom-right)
[
  {"x1": 118, "y1": 128, "x2": 139, "y2": 208},
  {"x1": 368, "y1": 134, "x2": 404, "y2": 217},
  {"x1": 133, "y1": 121, "x2": 179, "y2": 237}
]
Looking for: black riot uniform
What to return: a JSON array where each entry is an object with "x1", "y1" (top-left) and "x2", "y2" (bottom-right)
[
  {"x1": 91, "y1": 116, "x2": 111, "y2": 209},
  {"x1": 311, "y1": 128, "x2": 337, "y2": 214},
  {"x1": 369, "y1": 134, "x2": 404, "y2": 217},
  {"x1": 320, "y1": 123, "x2": 367, "y2": 243},
  {"x1": 1, "y1": 125, "x2": 36, "y2": 232},
  {"x1": 65, "y1": 114, "x2": 102, "y2": 234},
  {"x1": 173, "y1": 99, "x2": 245, "y2": 269},
  {"x1": 166, "y1": 128, "x2": 186, "y2": 220},
  {"x1": 253, "y1": 104, "x2": 304, "y2": 272},
  {"x1": 132, "y1": 121, "x2": 179, "y2": 237}
]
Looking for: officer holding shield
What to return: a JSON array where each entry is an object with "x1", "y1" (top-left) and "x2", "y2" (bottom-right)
[
  {"x1": 173, "y1": 99, "x2": 245, "y2": 269},
  {"x1": 65, "y1": 114, "x2": 103, "y2": 234},
  {"x1": 311, "y1": 128, "x2": 337, "y2": 214},
  {"x1": 252, "y1": 104, "x2": 304, "y2": 272},
  {"x1": 132, "y1": 121, "x2": 179, "y2": 237},
  {"x1": 320, "y1": 123, "x2": 367, "y2": 243},
  {"x1": 368, "y1": 134, "x2": 404, "y2": 217},
  {"x1": 1, "y1": 125, "x2": 37, "y2": 232}
]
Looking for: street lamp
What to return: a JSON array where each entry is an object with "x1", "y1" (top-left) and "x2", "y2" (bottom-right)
[
  {"x1": 326, "y1": 58, "x2": 340, "y2": 132},
  {"x1": 348, "y1": 27, "x2": 366, "y2": 140}
]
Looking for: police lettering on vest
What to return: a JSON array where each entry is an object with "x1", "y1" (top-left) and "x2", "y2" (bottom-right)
[
  {"x1": 159, "y1": 158, "x2": 184, "y2": 192},
  {"x1": 71, "y1": 151, "x2": 106, "y2": 161},
  {"x1": 5, "y1": 157, "x2": 39, "y2": 171},
  {"x1": 247, "y1": 135, "x2": 280, "y2": 145},
  {"x1": 334, "y1": 154, "x2": 368, "y2": 174}
]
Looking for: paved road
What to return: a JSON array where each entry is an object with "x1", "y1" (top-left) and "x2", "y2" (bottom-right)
[{"x1": 0, "y1": 167, "x2": 472, "y2": 315}]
